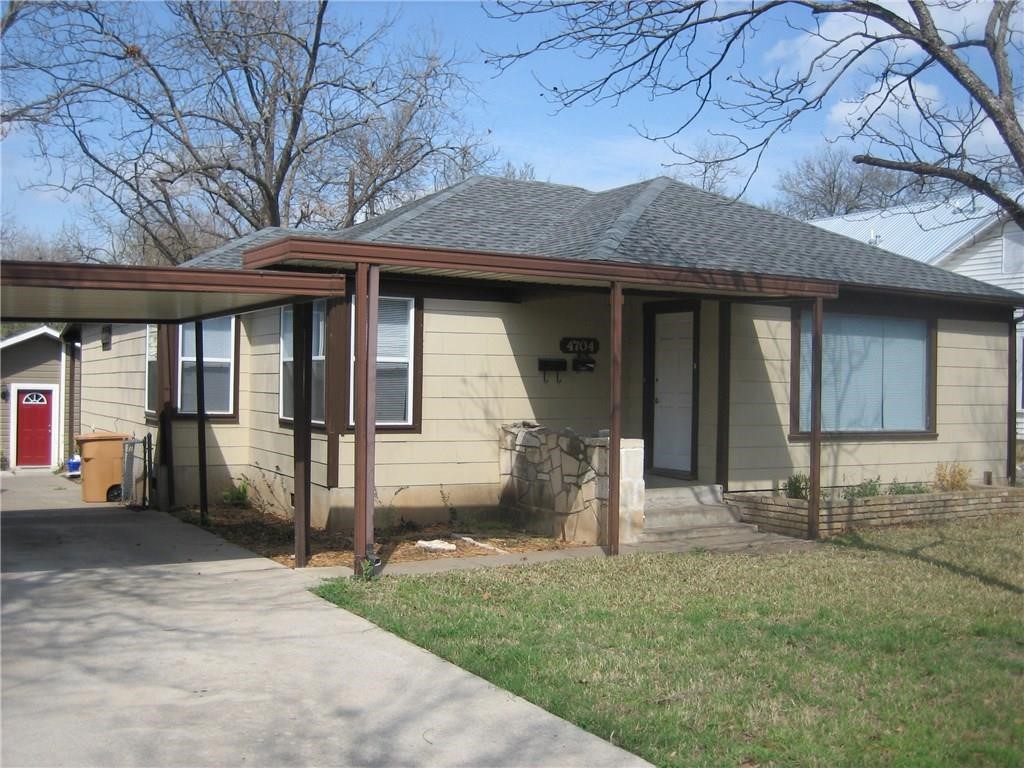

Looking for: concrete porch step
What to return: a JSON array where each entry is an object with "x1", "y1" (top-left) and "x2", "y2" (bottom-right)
[
  {"x1": 644, "y1": 483, "x2": 724, "y2": 509},
  {"x1": 640, "y1": 522, "x2": 759, "y2": 543},
  {"x1": 643, "y1": 503, "x2": 741, "y2": 529}
]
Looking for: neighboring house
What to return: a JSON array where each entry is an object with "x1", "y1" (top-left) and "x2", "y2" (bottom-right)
[
  {"x1": 73, "y1": 176, "x2": 1021, "y2": 534},
  {"x1": 0, "y1": 325, "x2": 80, "y2": 470},
  {"x1": 812, "y1": 196, "x2": 1024, "y2": 438}
]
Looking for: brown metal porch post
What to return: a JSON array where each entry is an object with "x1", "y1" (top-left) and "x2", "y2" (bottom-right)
[
  {"x1": 715, "y1": 301, "x2": 732, "y2": 490},
  {"x1": 608, "y1": 281, "x2": 623, "y2": 555},
  {"x1": 808, "y1": 297, "x2": 824, "y2": 539},
  {"x1": 325, "y1": 298, "x2": 347, "y2": 489},
  {"x1": 157, "y1": 325, "x2": 175, "y2": 509},
  {"x1": 195, "y1": 320, "x2": 209, "y2": 526},
  {"x1": 293, "y1": 302, "x2": 313, "y2": 567},
  {"x1": 353, "y1": 263, "x2": 380, "y2": 574}
]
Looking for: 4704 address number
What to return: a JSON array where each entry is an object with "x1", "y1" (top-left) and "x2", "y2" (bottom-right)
[{"x1": 560, "y1": 337, "x2": 599, "y2": 355}]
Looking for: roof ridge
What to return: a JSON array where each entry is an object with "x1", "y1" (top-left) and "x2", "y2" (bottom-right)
[
  {"x1": 362, "y1": 176, "x2": 486, "y2": 242},
  {"x1": 591, "y1": 177, "x2": 672, "y2": 261}
]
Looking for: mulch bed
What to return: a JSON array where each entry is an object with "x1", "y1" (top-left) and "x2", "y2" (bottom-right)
[{"x1": 169, "y1": 503, "x2": 580, "y2": 569}]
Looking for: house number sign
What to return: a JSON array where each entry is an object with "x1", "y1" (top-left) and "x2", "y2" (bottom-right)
[{"x1": 560, "y1": 337, "x2": 599, "y2": 355}]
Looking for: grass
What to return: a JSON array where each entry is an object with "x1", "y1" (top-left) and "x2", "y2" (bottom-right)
[{"x1": 316, "y1": 515, "x2": 1024, "y2": 767}]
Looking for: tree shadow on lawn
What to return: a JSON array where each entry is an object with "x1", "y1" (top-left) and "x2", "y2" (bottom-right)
[{"x1": 829, "y1": 527, "x2": 1023, "y2": 596}]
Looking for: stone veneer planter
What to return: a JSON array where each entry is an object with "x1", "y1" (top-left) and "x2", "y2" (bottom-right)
[
  {"x1": 498, "y1": 423, "x2": 645, "y2": 545},
  {"x1": 728, "y1": 487, "x2": 1024, "y2": 538}
]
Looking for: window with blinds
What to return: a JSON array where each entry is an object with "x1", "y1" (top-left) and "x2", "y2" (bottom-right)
[
  {"x1": 799, "y1": 312, "x2": 929, "y2": 432},
  {"x1": 280, "y1": 300, "x2": 327, "y2": 423},
  {"x1": 350, "y1": 297, "x2": 415, "y2": 426},
  {"x1": 178, "y1": 316, "x2": 235, "y2": 414}
]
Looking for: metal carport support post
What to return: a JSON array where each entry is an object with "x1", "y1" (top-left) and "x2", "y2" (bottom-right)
[
  {"x1": 293, "y1": 302, "x2": 313, "y2": 567},
  {"x1": 195, "y1": 320, "x2": 209, "y2": 525},
  {"x1": 353, "y1": 263, "x2": 380, "y2": 575}
]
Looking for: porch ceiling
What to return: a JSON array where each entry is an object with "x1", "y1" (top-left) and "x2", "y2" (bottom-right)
[{"x1": 0, "y1": 261, "x2": 346, "y2": 323}]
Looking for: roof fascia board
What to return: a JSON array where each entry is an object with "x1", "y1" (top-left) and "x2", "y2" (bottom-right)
[
  {"x1": 1, "y1": 261, "x2": 346, "y2": 297},
  {"x1": 932, "y1": 214, "x2": 1008, "y2": 267},
  {"x1": 242, "y1": 237, "x2": 839, "y2": 299},
  {"x1": 0, "y1": 325, "x2": 60, "y2": 349}
]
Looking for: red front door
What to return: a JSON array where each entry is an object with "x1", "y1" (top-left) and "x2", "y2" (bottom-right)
[{"x1": 16, "y1": 390, "x2": 52, "y2": 466}]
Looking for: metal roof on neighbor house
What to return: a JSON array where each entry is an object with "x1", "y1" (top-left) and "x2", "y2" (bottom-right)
[
  {"x1": 811, "y1": 195, "x2": 1005, "y2": 265},
  {"x1": 182, "y1": 175, "x2": 1022, "y2": 305}
]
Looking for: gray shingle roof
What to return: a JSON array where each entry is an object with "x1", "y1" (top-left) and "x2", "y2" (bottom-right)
[{"x1": 179, "y1": 176, "x2": 1021, "y2": 304}]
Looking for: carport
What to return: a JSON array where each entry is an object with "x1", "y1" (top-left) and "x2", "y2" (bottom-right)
[{"x1": 1, "y1": 261, "x2": 344, "y2": 567}]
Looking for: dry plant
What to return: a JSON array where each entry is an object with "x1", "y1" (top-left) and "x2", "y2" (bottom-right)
[{"x1": 934, "y1": 462, "x2": 972, "y2": 492}]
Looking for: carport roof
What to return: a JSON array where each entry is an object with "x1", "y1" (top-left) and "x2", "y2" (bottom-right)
[{"x1": 0, "y1": 261, "x2": 345, "y2": 323}]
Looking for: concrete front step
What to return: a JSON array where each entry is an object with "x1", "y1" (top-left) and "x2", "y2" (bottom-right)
[
  {"x1": 645, "y1": 483, "x2": 724, "y2": 509},
  {"x1": 640, "y1": 522, "x2": 758, "y2": 543},
  {"x1": 643, "y1": 503, "x2": 740, "y2": 529}
]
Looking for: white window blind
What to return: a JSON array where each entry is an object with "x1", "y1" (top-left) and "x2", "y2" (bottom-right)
[
  {"x1": 800, "y1": 312, "x2": 928, "y2": 432},
  {"x1": 280, "y1": 301, "x2": 326, "y2": 422},
  {"x1": 350, "y1": 297, "x2": 415, "y2": 426},
  {"x1": 179, "y1": 316, "x2": 234, "y2": 414}
]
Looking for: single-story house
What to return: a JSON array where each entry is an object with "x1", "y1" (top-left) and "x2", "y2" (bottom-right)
[
  {"x1": 0, "y1": 325, "x2": 80, "y2": 470},
  {"x1": 3, "y1": 176, "x2": 1020, "y2": 568},
  {"x1": 812, "y1": 195, "x2": 1024, "y2": 437}
]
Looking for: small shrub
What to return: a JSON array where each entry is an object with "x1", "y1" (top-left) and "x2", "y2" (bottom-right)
[
  {"x1": 784, "y1": 473, "x2": 811, "y2": 500},
  {"x1": 888, "y1": 478, "x2": 930, "y2": 495},
  {"x1": 934, "y1": 462, "x2": 972, "y2": 492},
  {"x1": 841, "y1": 476, "x2": 882, "y2": 500},
  {"x1": 221, "y1": 478, "x2": 250, "y2": 507}
]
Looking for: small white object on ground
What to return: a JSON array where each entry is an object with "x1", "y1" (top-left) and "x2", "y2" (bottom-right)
[
  {"x1": 453, "y1": 534, "x2": 508, "y2": 554},
  {"x1": 415, "y1": 539, "x2": 457, "y2": 552}
]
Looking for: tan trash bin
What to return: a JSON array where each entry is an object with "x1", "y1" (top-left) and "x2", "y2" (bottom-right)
[{"x1": 76, "y1": 432, "x2": 129, "y2": 503}]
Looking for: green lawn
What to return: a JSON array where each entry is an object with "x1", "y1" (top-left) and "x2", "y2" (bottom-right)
[{"x1": 316, "y1": 515, "x2": 1024, "y2": 767}]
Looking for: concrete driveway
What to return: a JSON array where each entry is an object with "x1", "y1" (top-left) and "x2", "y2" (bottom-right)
[{"x1": 1, "y1": 473, "x2": 648, "y2": 767}]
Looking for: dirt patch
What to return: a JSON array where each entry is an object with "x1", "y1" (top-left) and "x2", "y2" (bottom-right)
[{"x1": 169, "y1": 504, "x2": 581, "y2": 569}]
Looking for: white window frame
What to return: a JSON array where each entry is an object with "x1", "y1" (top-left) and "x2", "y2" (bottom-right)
[
  {"x1": 348, "y1": 296, "x2": 416, "y2": 427},
  {"x1": 279, "y1": 301, "x2": 327, "y2": 424},
  {"x1": 1002, "y1": 228, "x2": 1024, "y2": 274},
  {"x1": 144, "y1": 324, "x2": 158, "y2": 414},
  {"x1": 177, "y1": 316, "x2": 236, "y2": 415}
]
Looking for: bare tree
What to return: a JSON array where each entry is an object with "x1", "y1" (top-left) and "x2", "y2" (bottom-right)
[
  {"x1": 4, "y1": 1, "x2": 490, "y2": 264},
  {"x1": 489, "y1": 1, "x2": 1024, "y2": 228},
  {"x1": 772, "y1": 146, "x2": 924, "y2": 219},
  {"x1": 500, "y1": 160, "x2": 537, "y2": 181},
  {"x1": 671, "y1": 138, "x2": 741, "y2": 195}
]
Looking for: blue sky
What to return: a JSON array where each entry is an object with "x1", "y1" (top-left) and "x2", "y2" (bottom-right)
[{"x1": 0, "y1": 0, "x2": 917, "y2": 237}]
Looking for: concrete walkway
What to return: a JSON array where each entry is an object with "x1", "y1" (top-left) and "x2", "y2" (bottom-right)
[{"x1": 1, "y1": 473, "x2": 649, "y2": 768}]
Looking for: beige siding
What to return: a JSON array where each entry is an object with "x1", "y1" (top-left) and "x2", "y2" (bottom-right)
[
  {"x1": 1, "y1": 334, "x2": 62, "y2": 467},
  {"x1": 727, "y1": 305, "x2": 1011, "y2": 490},
  {"x1": 941, "y1": 223, "x2": 1023, "y2": 438},
  {"x1": 80, "y1": 322, "x2": 250, "y2": 504},
  {"x1": 245, "y1": 294, "x2": 615, "y2": 525}
]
